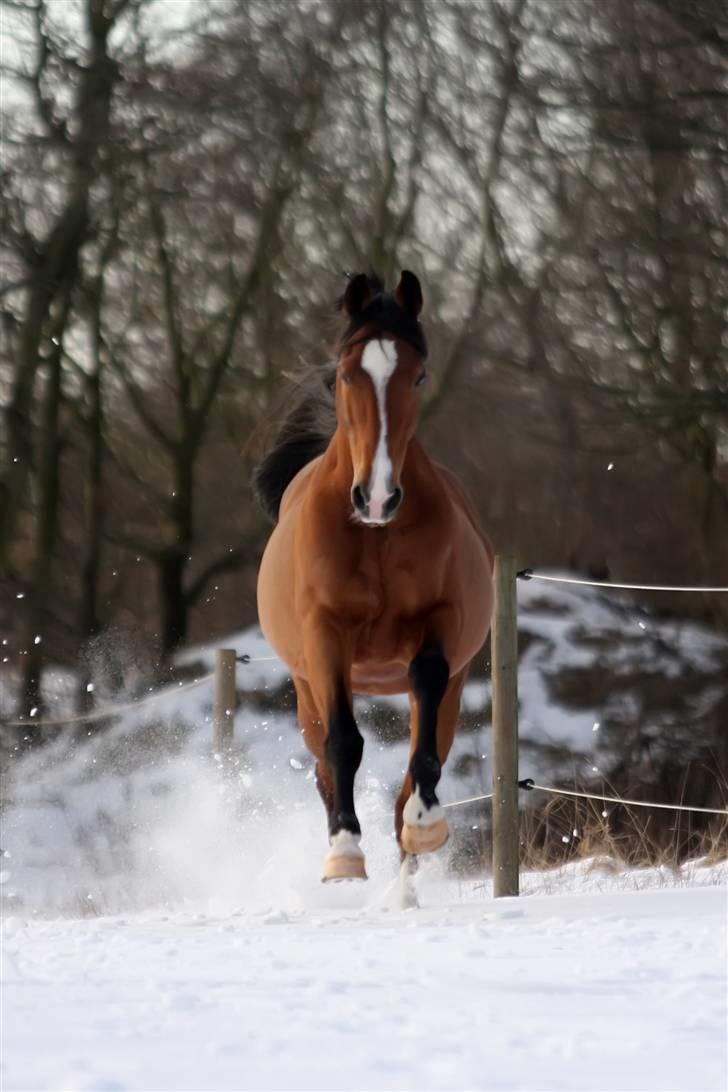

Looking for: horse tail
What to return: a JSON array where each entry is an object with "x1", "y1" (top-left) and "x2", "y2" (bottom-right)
[{"x1": 252, "y1": 365, "x2": 337, "y2": 523}]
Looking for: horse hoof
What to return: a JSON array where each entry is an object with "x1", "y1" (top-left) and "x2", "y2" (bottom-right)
[
  {"x1": 322, "y1": 855, "x2": 368, "y2": 882},
  {"x1": 401, "y1": 817, "x2": 449, "y2": 855}
]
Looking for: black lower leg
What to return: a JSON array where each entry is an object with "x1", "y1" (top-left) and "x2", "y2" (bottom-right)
[
  {"x1": 314, "y1": 762, "x2": 334, "y2": 820},
  {"x1": 325, "y1": 682, "x2": 364, "y2": 838},
  {"x1": 408, "y1": 645, "x2": 449, "y2": 807}
]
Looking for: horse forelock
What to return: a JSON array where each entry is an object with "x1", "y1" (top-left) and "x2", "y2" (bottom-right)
[{"x1": 339, "y1": 292, "x2": 428, "y2": 359}]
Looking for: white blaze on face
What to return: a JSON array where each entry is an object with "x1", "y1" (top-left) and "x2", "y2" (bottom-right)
[{"x1": 360, "y1": 339, "x2": 398, "y2": 521}]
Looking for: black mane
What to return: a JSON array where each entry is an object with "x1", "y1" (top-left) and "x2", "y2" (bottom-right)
[
  {"x1": 251, "y1": 365, "x2": 336, "y2": 524},
  {"x1": 252, "y1": 272, "x2": 426, "y2": 523}
]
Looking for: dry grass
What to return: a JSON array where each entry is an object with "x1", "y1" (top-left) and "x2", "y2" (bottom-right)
[
  {"x1": 450, "y1": 770, "x2": 728, "y2": 879},
  {"x1": 518, "y1": 789, "x2": 728, "y2": 874}
]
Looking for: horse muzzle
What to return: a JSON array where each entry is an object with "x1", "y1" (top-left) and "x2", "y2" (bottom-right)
[{"x1": 351, "y1": 481, "x2": 403, "y2": 526}]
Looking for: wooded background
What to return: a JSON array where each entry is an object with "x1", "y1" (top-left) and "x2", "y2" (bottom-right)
[{"x1": 1, "y1": 0, "x2": 727, "y2": 719}]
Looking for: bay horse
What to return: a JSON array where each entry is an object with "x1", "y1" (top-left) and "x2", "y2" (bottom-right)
[{"x1": 254, "y1": 271, "x2": 494, "y2": 887}]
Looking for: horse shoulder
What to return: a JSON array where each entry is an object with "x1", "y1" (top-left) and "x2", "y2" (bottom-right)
[
  {"x1": 433, "y1": 462, "x2": 495, "y2": 568},
  {"x1": 278, "y1": 455, "x2": 324, "y2": 520}
]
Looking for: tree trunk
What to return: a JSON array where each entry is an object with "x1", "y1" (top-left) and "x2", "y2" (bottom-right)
[
  {"x1": 2, "y1": 205, "x2": 86, "y2": 570},
  {"x1": 20, "y1": 337, "x2": 65, "y2": 725},
  {"x1": 158, "y1": 549, "x2": 189, "y2": 659},
  {"x1": 157, "y1": 445, "x2": 195, "y2": 661},
  {"x1": 77, "y1": 338, "x2": 106, "y2": 712},
  {"x1": 1, "y1": 0, "x2": 121, "y2": 569}
]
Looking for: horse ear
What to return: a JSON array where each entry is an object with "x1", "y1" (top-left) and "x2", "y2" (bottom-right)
[
  {"x1": 394, "y1": 270, "x2": 423, "y2": 318},
  {"x1": 341, "y1": 272, "x2": 374, "y2": 317}
]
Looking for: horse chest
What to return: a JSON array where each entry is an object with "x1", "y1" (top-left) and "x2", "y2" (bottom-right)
[
  {"x1": 379, "y1": 558, "x2": 425, "y2": 614},
  {"x1": 350, "y1": 541, "x2": 434, "y2": 626},
  {"x1": 311, "y1": 533, "x2": 431, "y2": 620}
]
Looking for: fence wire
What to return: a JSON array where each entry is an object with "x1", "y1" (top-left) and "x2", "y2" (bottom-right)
[
  {"x1": 440, "y1": 781, "x2": 728, "y2": 818},
  {"x1": 519, "y1": 779, "x2": 728, "y2": 817},
  {"x1": 1, "y1": 654, "x2": 276, "y2": 731},
  {"x1": 518, "y1": 570, "x2": 728, "y2": 594}
]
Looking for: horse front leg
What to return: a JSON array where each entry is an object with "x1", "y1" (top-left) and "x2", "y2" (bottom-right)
[
  {"x1": 302, "y1": 616, "x2": 366, "y2": 882},
  {"x1": 293, "y1": 675, "x2": 334, "y2": 824},
  {"x1": 397, "y1": 649, "x2": 466, "y2": 856}
]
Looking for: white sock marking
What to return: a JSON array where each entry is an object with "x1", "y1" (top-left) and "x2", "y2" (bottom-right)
[
  {"x1": 403, "y1": 785, "x2": 445, "y2": 827},
  {"x1": 360, "y1": 339, "x2": 398, "y2": 522},
  {"x1": 326, "y1": 830, "x2": 364, "y2": 860}
]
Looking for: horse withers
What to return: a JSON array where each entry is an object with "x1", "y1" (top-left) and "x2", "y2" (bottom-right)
[{"x1": 254, "y1": 271, "x2": 494, "y2": 886}]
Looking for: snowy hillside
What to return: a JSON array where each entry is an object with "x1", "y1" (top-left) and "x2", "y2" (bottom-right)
[{"x1": 2, "y1": 573, "x2": 727, "y2": 917}]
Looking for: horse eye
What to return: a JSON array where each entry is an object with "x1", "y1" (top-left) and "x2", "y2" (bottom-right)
[{"x1": 415, "y1": 370, "x2": 427, "y2": 388}]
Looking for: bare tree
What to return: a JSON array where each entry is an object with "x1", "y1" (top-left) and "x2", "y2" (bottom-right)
[
  {"x1": 3, "y1": 0, "x2": 727, "y2": 726},
  {"x1": 104, "y1": 1, "x2": 333, "y2": 658},
  {"x1": 1, "y1": 0, "x2": 140, "y2": 568},
  {"x1": 1, "y1": 0, "x2": 146, "y2": 713}
]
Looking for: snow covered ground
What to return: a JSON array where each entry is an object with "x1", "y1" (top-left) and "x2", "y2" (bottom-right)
[
  {"x1": 2, "y1": 575, "x2": 727, "y2": 1090},
  {"x1": 3, "y1": 864, "x2": 726, "y2": 1092}
]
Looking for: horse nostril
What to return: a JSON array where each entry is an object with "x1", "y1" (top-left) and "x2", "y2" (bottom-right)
[
  {"x1": 384, "y1": 487, "x2": 403, "y2": 518},
  {"x1": 351, "y1": 483, "x2": 368, "y2": 513}
]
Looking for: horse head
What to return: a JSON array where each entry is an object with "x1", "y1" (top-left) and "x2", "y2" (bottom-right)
[{"x1": 337, "y1": 271, "x2": 428, "y2": 526}]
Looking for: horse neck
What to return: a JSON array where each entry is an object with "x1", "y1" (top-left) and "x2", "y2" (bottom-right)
[{"x1": 320, "y1": 427, "x2": 351, "y2": 488}]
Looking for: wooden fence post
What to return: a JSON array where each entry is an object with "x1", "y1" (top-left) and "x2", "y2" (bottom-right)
[
  {"x1": 491, "y1": 554, "x2": 520, "y2": 897},
  {"x1": 213, "y1": 648, "x2": 236, "y2": 751}
]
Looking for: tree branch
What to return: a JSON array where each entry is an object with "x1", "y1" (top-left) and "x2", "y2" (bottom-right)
[{"x1": 186, "y1": 537, "x2": 258, "y2": 607}]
